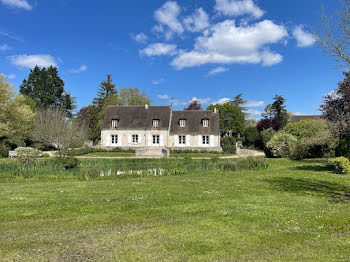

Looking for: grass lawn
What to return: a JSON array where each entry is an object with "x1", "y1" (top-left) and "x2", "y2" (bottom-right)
[
  {"x1": 81, "y1": 152, "x2": 136, "y2": 158},
  {"x1": 1, "y1": 158, "x2": 350, "y2": 261}
]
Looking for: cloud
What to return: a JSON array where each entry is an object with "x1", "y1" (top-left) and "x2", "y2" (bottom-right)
[
  {"x1": 133, "y1": 33, "x2": 148, "y2": 44},
  {"x1": 157, "y1": 94, "x2": 170, "y2": 99},
  {"x1": 154, "y1": 1, "x2": 183, "y2": 38},
  {"x1": 171, "y1": 19, "x2": 287, "y2": 69},
  {"x1": 9, "y1": 54, "x2": 58, "y2": 68},
  {"x1": 207, "y1": 66, "x2": 229, "y2": 76},
  {"x1": 0, "y1": 44, "x2": 11, "y2": 51},
  {"x1": 215, "y1": 0, "x2": 264, "y2": 19},
  {"x1": 69, "y1": 65, "x2": 87, "y2": 74},
  {"x1": 245, "y1": 100, "x2": 264, "y2": 107},
  {"x1": 3, "y1": 73, "x2": 16, "y2": 80},
  {"x1": 212, "y1": 97, "x2": 231, "y2": 105},
  {"x1": 140, "y1": 43, "x2": 178, "y2": 56},
  {"x1": 0, "y1": 31, "x2": 22, "y2": 42},
  {"x1": 293, "y1": 25, "x2": 316, "y2": 47},
  {"x1": 183, "y1": 8, "x2": 210, "y2": 32},
  {"x1": 0, "y1": 0, "x2": 32, "y2": 10},
  {"x1": 245, "y1": 108, "x2": 262, "y2": 116},
  {"x1": 152, "y1": 78, "x2": 164, "y2": 85},
  {"x1": 190, "y1": 96, "x2": 211, "y2": 105}
]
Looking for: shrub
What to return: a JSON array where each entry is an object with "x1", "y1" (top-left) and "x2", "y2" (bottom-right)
[
  {"x1": 62, "y1": 156, "x2": 79, "y2": 169},
  {"x1": 289, "y1": 140, "x2": 309, "y2": 160},
  {"x1": 336, "y1": 137, "x2": 350, "y2": 159},
  {"x1": 220, "y1": 137, "x2": 236, "y2": 154},
  {"x1": 15, "y1": 147, "x2": 41, "y2": 165},
  {"x1": 0, "y1": 142, "x2": 11, "y2": 158},
  {"x1": 330, "y1": 157, "x2": 350, "y2": 174},
  {"x1": 243, "y1": 126, "x2": 259, "y2": 147},
  {"x1": 267, "y1": 132, "x2": 297, "y2": 158}
]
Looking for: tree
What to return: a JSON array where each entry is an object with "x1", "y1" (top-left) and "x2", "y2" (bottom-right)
[
  {"x1": 207, "y1": 102, "x2": 245, "y2": 137},
  {"x1": 262, "y1": 94, "x2": 288, "y2": 128},
  {"x1": 117, "y1": 87, "x2": 152, "y2": 106},
  {"x1": 33, "y1": 108, "x2": 87, "y2": 158},
  {"x1": 92, "y1": 74, "x2": 117, "y2": 109},
  {"x1": 20, "y1": 66, "x2": 76, "y2": 116},
  {"x1": 257, "y1": 118, "x2": 282, "y2": 132},
  {"x1": 321, "y1": 71, "x2": 350, "y2": 137},
  {"x1": 232, "y1": 94, "x2": 247, "y2": 112},
  {"x1": 0, "y1": 75, "x2": 35, "y2": 152},
  {"x1": 315, "y1": 0, "x2": 350, "y2": 68},
  {"x1": 185, "y1": 100, "x2": 202, "y2": 110}
]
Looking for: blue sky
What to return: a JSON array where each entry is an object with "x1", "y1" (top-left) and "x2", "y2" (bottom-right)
[{"x1": 0, "y1": 0, "x2": 343, "y2": 117}]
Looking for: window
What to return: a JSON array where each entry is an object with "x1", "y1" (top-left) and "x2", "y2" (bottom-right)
[
  {"x1": 153, "y1": 135, "x2": 160, "y2": 144},
  {"x1": 153, "y1": 120, "x2": 159, "y2": 129},
  {"x1": 111, "y1": 120, "x2": 118, "y2": 129},
  {"x1": 179, "y1": 119, "x2": 186, "y2": 127},
  {"x1": 202, "y1": 119, "x2": 209, "y2": 127},
  {"x1": 132, "y1": 134, "x2": 139, "y2": 143},
  {"x1": 111, "y1": 135, "x2": 118, "y2": 145},
  {"x1": 202, "y1": 135, "x2": 209, "y2": 145},
  {"x1": 179, "y1": 135, "x2": 186, "y2": 145}
]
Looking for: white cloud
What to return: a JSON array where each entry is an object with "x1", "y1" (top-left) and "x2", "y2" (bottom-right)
[
  {"x1": 133, "y1": 33, "x2": 148, "y2": 43},
  {"x1": 0, "y1": 0, "x2": 32, "y2": 10},
  {"x1": 171, "y1": 19, "x2": 288, "y2": 69},
  {"x1": 154, "y1": 1, "x2": 183, "y2": 37},
  {"x1": 190, "y1": 96, "x2": 211, "y2": 105},
  {"x1": 69, "y1": 65, "x2": 87, "y2": 74},
  {"x1": 215, "y1": 0, "x2": 264, "y2": 19},
  {"x1": 245, "y1": 100, "x2": 264, "y2": 107},
  {"x1": 3, "y1": 73, "x2": 16, "y2": 80},
  {"x1": 245, "y1": 108, "x2": 262, "y2": 116},
  {"x1": 152, "y1": 78, "x2": 164, "y2": 85},
  {"x1": 9, "y1": 54, "x2": 58, "y2": 68},
  {"x1": 183, "y1": 8, "x2": 210, "y2": 32},
  {"x1": 293, "y1": 25, "x2": 316, "y2": 47},
  {"x1": 157, "y1": 94, "x2": 170, "y2": 99},
  {"x1": 207, "y1": 66, "x2": 229, "y2": 76},
  {"x1": 0, "y1": 44, "x2": 11, "y2": 51},
  {"x1": 140, "y1": 43, "x2": 178, "y2": 56},
  {"x1": 212, "y1": 97, "x2": 231, "y2": 105}
]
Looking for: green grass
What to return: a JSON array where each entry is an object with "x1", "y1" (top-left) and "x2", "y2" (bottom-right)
[
  {"x1": 81, "y1": 152, "x2": 135, "y2": 157},
  {"x1": 1, "y1": 158, "x2": 350, "y2": 261}
]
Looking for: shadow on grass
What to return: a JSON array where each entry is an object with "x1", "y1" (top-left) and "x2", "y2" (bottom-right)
[
  {"x1": 264, "y1": 177, "x2": 350, "y2": 202},
  {"x1": 293, "y1": 165, "x2": 335, "y2": 172}
]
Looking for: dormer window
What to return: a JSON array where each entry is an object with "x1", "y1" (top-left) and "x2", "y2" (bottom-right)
[
  {"x1": 202, "y1": 119, "x2": 209, "y2": 127},
  {"x1": 179, "y1": 119, "x2": 186, "y2": 127},
  {"x1": 152, "y1": 119, "x2": 159, "y2": 129},
  {"x1": 111, "y1": 119, "x2": 118, "y2": 129}
]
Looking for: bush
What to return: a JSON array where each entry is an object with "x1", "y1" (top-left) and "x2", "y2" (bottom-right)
[
  {"x1": 330, "y1": 157, "x2": 350, "y2": 174},
  {"x1": 267, "y1": 132, "x2": 297, "y2": 158},
  {"x1": 220, "y1": 137, "x2": 236, "y2": 154},
  {"x1": 289, "y1": 140, "x2": 309, "y2": 160},
  {"x1": 0, "y1": 142, "x2": 11, "y2": 158},
  {"x1": 336, "y1": 137, "x2": 350, "y2": 159},
  {"x1": 62, "y1": 156, "x2": 79, "y2": 169},
  {"x1": 243, "y1": 126, "x2": 259, "y2": 147},
  {"x1": 15, "y1": 147, "x2": 41, "y2": 165},
  {"x1": 67, "y1": 147, "x2": 136, "y2": 156}
]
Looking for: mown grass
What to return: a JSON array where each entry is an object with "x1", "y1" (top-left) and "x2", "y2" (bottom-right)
[{"x1": 1, "y1": 158, "x2": 350, "y2": 261}]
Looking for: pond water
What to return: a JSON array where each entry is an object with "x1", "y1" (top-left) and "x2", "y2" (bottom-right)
[{"x1": 99, "y1": 168, "x2": 165, "y2": 177}]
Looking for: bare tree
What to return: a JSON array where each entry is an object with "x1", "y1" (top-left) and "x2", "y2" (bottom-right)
[
  {"x1": 315, "y1": 0, "x2": 350, "y2": 68},
  {"x1": 33, "y1": 108, "x2": 87, "y2": 158}
]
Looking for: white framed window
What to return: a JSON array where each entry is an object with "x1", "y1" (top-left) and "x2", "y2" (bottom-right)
[
  {"x1": 111, "y1": 135, "x2": 118, "y2": 145},
  {"x1": 202, "y1": 135, "x2": 209, "y2": 145},
  {"x1": 179, "y1": 119, "x2": 186, "y2": 127},
  {"x1": 153, "y1": 120, "x2": 159, "y2": 129},
  {"x1": 179, "y1": 135, "x2": 186, "y2": 144},
  {"x1": 111, "y1": 120, "x2": 118, "y2": 129},
  {"x1": 153, "y1": 135, "x2": 160, "y2": 144},
  {"x1": 132, "y1": 134, "x2": 139, "y2": 143},
  {"x1": 202, "y1": 119, "x2": 209, "y2": 127}
]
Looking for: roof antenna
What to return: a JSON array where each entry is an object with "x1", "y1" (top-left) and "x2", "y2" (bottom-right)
[{"x1": 170, "y1": 97, "x2": 174, "y2": 107}]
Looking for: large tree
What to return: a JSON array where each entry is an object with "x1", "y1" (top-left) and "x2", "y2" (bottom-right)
[
  {"x1": 185, "y1": 100, "x2": 202, "y2": 110},
  {"x1": 20, "y1": 66, "x2": 76, "y2": 116},
  {"x1": 0, "y1": 75, "x2": 35, "y2": 151},
  {"x1": 92, "y1": 74, "x2": 117, "y2": 109},
  {"x1": 116, "y1": 87, "x2": 152, "y2": 106},
  {"x1": 261, "y1": 94, "x2": 288, "y2": 127}
]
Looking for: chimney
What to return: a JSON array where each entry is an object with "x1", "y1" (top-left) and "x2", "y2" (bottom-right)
[
  {"x1": 214, "y1": 108, "x2": 217, "y2": 113},
  {"x1": 145, "y1": 104, "x2": 149, "y2": 109}
]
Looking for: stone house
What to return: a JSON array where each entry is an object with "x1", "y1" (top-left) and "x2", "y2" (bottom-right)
[{"x1": 100, "y1": 105, "x2": 221, "y2": 152}]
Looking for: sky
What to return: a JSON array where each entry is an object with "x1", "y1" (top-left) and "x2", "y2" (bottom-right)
[{"x1": 0, "y1": 0, "x2": 343, "y2": 117}]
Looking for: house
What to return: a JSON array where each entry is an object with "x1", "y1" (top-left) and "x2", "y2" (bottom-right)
[{"x1": 100, "y1": 104, "x2": 221, "y2": 152}]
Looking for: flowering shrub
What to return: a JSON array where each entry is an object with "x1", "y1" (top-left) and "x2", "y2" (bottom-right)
[
  {"x1": 330, "y1": 157, "x2": 350, "y2": 174},
  {"x1": 15, "y1": 147, "x2": 41, "y2": 165},
  {"x1": 266, "y1": 132, "x2": 297, "y2": 158}
]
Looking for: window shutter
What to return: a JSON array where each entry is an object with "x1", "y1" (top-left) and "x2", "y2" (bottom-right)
[
  {"x1": 106, "y1": 134, "x2": 111, "y2": 147},
  {"x1": 174, "y1": 135, "x2": 179, "y2": 146},
  {"x1": 128, "y1": 134, "x2": 131, "y2": 144},
  {"x1": 186, "y1": 135, "x2": 190, "y2": 147},
  {"x1": 160, "y1": 135, "x2": 164, "y2": 146},
  {"x1": 148, "y1": 134, "x2": 152, "y2": 146},
  {"x1": 198, "y1": 135, "x2": 202, "y2": 146},
  {"x1": 139, "y1": 134, "x2": 142, "y2": 144},
  {"x1": 210, "y1": 135, "x2": 214, "y2": 147},
  {"x1": 118, "y1": 135, "x2": 122, "y2": 146}
]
